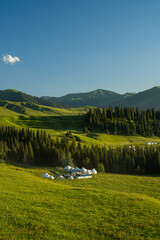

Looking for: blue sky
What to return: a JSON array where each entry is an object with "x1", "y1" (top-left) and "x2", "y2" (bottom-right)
[{"x1": 1, "y1": 0, "x2": 160, "y2": 97}]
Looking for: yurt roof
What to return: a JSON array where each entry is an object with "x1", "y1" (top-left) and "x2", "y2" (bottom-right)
[
  {"x1": 64, "y1": 165, "x2": 71, "y2": 169},
  {"x1": 81, "y1": 167, "x2": 87, "y2": 171},
  {"x1": 49, "y1": 175, "x2": 54, "y2": 179},
  {"x1": 57, "y1": 175, "x2": 65, "y2": 179},
  {"x1": 68, "y1": 176, "x2": 74, "y2": 180},
  {"x1": 91, "y1": 168, "x2": 97, "y2": 174},
  {"x1": 73, "y1": 167, "x2": 80, "y2": 171},
  {"x1": 42, "y1": 173, "x2": 50, "y2": 178}
]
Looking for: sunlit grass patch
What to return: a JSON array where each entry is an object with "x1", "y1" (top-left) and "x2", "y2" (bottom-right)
[{"x1": 0, "y1": 162, "x2": 160, "y2": 239}]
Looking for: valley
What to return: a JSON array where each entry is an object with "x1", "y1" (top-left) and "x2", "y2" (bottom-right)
[{"x1": 0, "y1": 88, "x2": 160, "y2": 240}]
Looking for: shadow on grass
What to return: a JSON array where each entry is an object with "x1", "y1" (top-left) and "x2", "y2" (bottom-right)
[
  {"x1": 86, "y1": 133, "x2": 99, "y2": 139},
  {"x1": 4, "y1": 160, "x2": 51, "y2": 170},
  {"x1": 17, "y1": 115, "x2": 85, "y2": 131},
  {"x1": 3, "y1": 160, "x2": 160, "y2": 177},
  {"x1": 0, "y1": 101, "x2": 26, "y2": 114}
]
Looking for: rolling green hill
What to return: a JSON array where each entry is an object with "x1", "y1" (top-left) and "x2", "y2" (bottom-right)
[
  {"x1": 1, "y1": 113, "x2": 160, "y2": 147},
  {"x1": 0, "y1": 88, "x2": 160, "y2": 240},
  {"x1": 42, "y1": 89, "x2": 136, "y2": 108},
  {"x1": 2, "y1": 86, "x2": 160, "y2": 110},
  {"x1": 0, "y1": 100, "x2": 90, "y2": 116},
  {"x1": 112, "y1": 86, "x2": 160, "y2": 110},
  {"x1": 1, "y1": 88, "x2": 160, "y2": 147},
  {"x1": 0, "y1": 162, "x2": 160, "y2": 239},
  {"x1": 0, "y1": 89, "x2": 65, "y2": 108}
]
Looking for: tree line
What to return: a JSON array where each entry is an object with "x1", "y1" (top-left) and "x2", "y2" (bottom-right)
[
  {"x1": 86, "y1": 106, "x2": 160, "y2": 136},
  {"x1": 0, "y1": 126, "x2": 160, "y2": 174}
]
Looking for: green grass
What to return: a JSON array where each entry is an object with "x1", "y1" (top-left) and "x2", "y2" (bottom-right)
[
  {"x1": 86, "y1": 133, "x2": 160, "y2": 146},
  {"x1": 0, "y1": 101, "x2": 91, "y2": 116},
  {"x1": 1, "y1": 114, "x2": 160, "y2": 147},
  {"x1": 0, "y1": 102, "x2": 160, "y2": 147},
  {"x1": 0, "y1": 162, "x2": 160, "y2": 239}
]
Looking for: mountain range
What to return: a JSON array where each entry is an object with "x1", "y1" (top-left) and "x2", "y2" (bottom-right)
[
  {"x1": 1, "y1": 87, "x2": 160, "y2": 110},
  {"x1": 42, "y1": 89, "x2": 136, "y2": 108},
  {"x1": 42, "y1": 86, "x2": 160, "y2": 110}
]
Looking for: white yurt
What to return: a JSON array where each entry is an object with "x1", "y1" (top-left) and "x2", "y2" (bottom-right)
[
  {"x1": 73, "y1": 167, "x2": 81, "y2": 172},
  {"x1": 42, "y1": 173, "x2": 50, "y2": 178},
  {"x1": 86, "y1": 170, "x2": 92, "y2": 175},
  {"x1": 64, "y1": 165, "x2": 72, "y2": 171},
  {"x1": 68, "y1": 176, "x2": 74, "y2": 180},
  {"x1": 64, "y1": 174, "x2": 70, "y2": 177},
  {"x1": 91, "y1": 168, "x2": 97, "y2": 174},
  {"x1": 80, "y1": 167, "x2": 87, "y2": 173},
  {"x1": 57, "y1": 175, "x2": 65, "y2": 180},
  {"x1": 48, "y1": 175, "x2": 54, "y2": 179}
]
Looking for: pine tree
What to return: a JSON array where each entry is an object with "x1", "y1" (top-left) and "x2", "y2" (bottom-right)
[
  {"x1": 28, "y1": 141, "x2": 34, "y2": 164},
  {"x1": 19, "y1": 142, "x2": 26, "y2": 164}
]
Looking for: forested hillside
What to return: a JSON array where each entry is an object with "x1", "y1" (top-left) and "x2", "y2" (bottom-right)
[
  {"x1": 112, "y1": 86, "x2": 160, "y2": 110},
  {"x1": 42, "y1": 86, "x2": 160, "y2": 110},
  {"x1": 2, "y1": 86, "x2": 160, "y2": 110},
  {"x1": 86, "y1": 106, "x2": 160, "y2": 137},
  {"x1": 42, "y1": 89, "x2": 135, "y2": 107},
  {"x1": 0, "y1": 126, "x2": 160, "y2": 174}
]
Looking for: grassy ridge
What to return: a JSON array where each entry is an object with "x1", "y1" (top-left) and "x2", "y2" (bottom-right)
[
  {"x1": 0, "y1": 101, "x2": 160, "y2": 147},
  {"x1": 1, "y1": 114, "x2": 160, "y2": 147},
  {"x1": 0, "y1": 101, "x2": 90, "y2": 116},
  {"x1": 0, "y1": 162, "x2": 160, "y2": 239},
  {"x1": 0, "y1": 89, "x2": 64, "y2": 108}
]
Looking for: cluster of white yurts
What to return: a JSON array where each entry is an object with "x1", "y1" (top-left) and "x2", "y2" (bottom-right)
[
  {"x1": 64, "y1": 165, "x2": 97, "y2": 175},
  {"x1": 42, "y1": 173, "x2": 65, "y2": 180},
  {"x1": 42, "y1": 165, "x2": 97, "y2": 180},
  {"x1": 42, "y1": 172, "x2": 55, "y2": 179}
]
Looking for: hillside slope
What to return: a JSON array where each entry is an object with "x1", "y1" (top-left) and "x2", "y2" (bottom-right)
[
  {"x1": 0, "y1": 162, "x2": 160, "y2": 240},
  {"x1": 1, "y1": 114, "x2": 160, "y2": 147},
  {"x1": 0, "y1": 100, "x2": 90, "y2": 116},
  {"x1": 0, "y1": 89, "x2": 65, "y2": 108},
  {"x1": 42, "y1": 89, "x2": 136, "y2": 108},
  {"x1": 112, "y1": 86, "x2": 160, "y2": 110}
]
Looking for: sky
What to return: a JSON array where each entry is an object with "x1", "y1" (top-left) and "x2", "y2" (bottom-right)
[{"x1": 1, "y1": 0, "x2": 160, "y2": 97}]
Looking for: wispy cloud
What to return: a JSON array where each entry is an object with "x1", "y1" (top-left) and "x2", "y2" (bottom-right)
[{"x1": 2, "y1": 54, "x2": 21, "y2": 64}]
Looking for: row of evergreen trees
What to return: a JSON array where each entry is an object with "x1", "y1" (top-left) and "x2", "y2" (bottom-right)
[
  {"x1": 86, "y1": 107, "x2": 160, "y2": 136},
  {"x1": 0, "y1": 126, "x2": 160, "y2": 174}
]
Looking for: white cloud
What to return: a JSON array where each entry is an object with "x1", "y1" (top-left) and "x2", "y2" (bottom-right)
[{"x1": 2, "y1": 54, "x2": 21, "y2": 64}]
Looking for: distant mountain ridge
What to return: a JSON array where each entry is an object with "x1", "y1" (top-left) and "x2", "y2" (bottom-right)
[
  {"x1": 1, "y1": 87, "x2": 160, "y2": 110},
  {"x1": 112, "y1": 86, "x2": 160, "y2": 110},
  {"x1": 42, "y1": 89, "x2": 136, "y2": 108},
  {"x1": 0, "y1": 89, "x2": 65, "y2": 108},
  {"x1": 42, "y1": 86, "x2": 160, "y2": 110}
]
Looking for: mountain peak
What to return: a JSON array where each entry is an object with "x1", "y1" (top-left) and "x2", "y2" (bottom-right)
[{"x1": 42, "y1": 89, "x2": 126, "y2": 108}]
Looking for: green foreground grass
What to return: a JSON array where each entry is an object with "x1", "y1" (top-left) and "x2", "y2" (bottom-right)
[{"x1": 0, "y1": 162, "x2": 160, "y2": 240}]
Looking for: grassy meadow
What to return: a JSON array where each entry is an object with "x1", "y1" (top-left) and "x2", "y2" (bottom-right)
[
  {"x1": 0, "y1": 104, "x2": 160, "y2": 239},
  {"x1": 0, "y1": 161, "x2": 160, "y2": 240},
  {"x1": 0, "y1": 101, "x2": 91, "y2": 116},
  {"x1": 1, "y1": 112, "x2": 160, "y2": 147}
]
